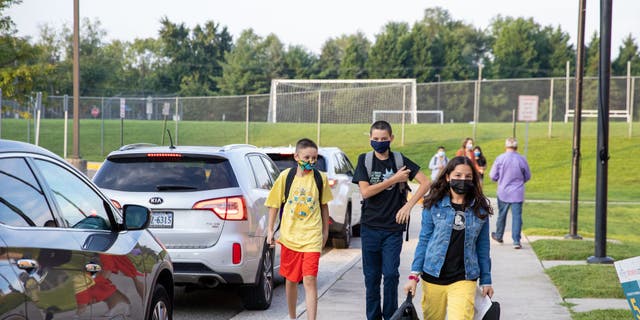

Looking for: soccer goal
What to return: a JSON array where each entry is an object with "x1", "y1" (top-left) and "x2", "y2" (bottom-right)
[
  {"x1": 372, "y1": 110, "x2": 444, "y2": 124},
  {"x1": 268, "y1": 79, "x2": 417, "y2": 124}
]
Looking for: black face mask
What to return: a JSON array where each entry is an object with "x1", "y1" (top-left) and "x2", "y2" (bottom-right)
[{"x1": 450, "y1": 179, "x2": 474, "y2": 195}]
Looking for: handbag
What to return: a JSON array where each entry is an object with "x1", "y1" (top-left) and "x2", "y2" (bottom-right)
[
  {"x1": 474, "y1": 287, "x2": 500, "y2": 320},
  {"x1": 390, "y1": 293, "x2": 420, "y2": 320}
]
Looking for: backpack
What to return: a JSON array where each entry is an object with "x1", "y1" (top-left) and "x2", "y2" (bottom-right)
[
  {"x1": 363, "y1": 151, "x2": 412, "y2": 241},
  {"x1": 275, "y1": 168, "x2": 324, "y2": 232}
]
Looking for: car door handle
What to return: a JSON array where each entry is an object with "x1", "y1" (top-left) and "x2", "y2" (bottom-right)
[
  {"x1": 17, "y1": 259, "x2": 39, "y2": 271},
  {"x1": 85, "y1": 263, "x2": 102, "y2": 274}
]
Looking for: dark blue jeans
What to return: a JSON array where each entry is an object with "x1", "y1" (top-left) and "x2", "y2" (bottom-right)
[{"x1": 361, "y1": 225, "x2": 403, "y2": 320}]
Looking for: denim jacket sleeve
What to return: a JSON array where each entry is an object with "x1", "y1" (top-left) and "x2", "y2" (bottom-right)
[
  {"x1": 411, "y1": 206, "x2": 434, "y2": 273},
  {"x1": 476, "y1": 215, "x2": 492, "y2": 286}
]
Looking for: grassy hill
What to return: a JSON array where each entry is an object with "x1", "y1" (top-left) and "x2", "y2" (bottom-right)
[{"x1": 2, "y1": 118, "x2": 638, "y2": 201}]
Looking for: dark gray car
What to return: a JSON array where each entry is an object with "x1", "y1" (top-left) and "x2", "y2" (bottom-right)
[{"x1": 0, "y1": 139, "x2": 173, "y2": 320}]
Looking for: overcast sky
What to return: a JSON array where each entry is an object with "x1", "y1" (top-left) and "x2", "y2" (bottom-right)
[{"x1": 7, "y1": 0, "x2": 640, "y2": 57}]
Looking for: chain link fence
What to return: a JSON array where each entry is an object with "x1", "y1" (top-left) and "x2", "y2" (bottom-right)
[{"x1": 1, "y1": 76, "x2": 637, "y2": 150}]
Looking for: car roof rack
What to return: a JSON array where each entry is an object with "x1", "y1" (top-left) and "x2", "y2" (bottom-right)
[{"x1": 118, "y1": 143, "x2": 158, "y2": 151}]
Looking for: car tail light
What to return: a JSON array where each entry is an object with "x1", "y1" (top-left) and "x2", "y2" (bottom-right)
[
  {"x1": 192, "y1": 196, "x2": 247, "y2": 220},
  {"x1": 232, "y1": 243, "x2": 242, "y2": 264},
  {"x1": 110, "y1": 199, "x2": 122, "y2": 210},
  {"x1": 328, "y1": 179, "x2": 337, "y2": 188},
  {"x1": 146, "y1": 153, "x2": 182, "y2": 158}
]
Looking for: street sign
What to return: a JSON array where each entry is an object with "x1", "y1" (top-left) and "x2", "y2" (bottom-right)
[
  {"x1": 162, "y1": 102, "x2": 171, "y2": 116},
  {"x1": 518, "y1": 95, "x2": 539, "y2": 122},
  {"x1": 120, "y1": 98, "x2": 126, "y2": 119}
]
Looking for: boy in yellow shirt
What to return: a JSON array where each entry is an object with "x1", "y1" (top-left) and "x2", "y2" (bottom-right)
[{"x1": 266, "y1": 138, "x2": 332, "y2": 320}]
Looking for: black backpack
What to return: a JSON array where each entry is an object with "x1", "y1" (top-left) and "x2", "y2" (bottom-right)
[{"x1": 274, "y1": 168, "x2": 323, "y2": 232}]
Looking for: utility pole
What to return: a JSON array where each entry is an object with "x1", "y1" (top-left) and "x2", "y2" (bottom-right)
[
  {"x1": 68, "y1": 0, "x2": 87, "y2": 173},
  {"x1": 567, "y1": 0, "x2": 586, "y2": 240}
]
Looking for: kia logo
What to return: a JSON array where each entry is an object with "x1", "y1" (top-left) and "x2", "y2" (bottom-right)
[{"x1": 149, "y1": 197, "x2": 163, "y2": 205}]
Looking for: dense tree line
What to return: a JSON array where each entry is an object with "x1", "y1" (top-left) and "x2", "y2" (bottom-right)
[{"x1": 1, "y1": 2, "x2": 640, "y2": 106}]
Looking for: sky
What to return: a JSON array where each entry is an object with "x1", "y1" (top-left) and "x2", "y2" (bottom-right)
[{"x1": 6, "y1": 0, "x2": 640, "y2": 57}]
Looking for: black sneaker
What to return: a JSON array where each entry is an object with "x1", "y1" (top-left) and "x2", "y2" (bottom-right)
[{"x1": 491, "y1": 232, "x2": 503, "y2": 243}]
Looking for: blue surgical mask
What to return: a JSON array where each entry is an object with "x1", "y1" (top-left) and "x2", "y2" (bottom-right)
[
  {"x1": 437, "y1": 151, "x2": 445, "y2": 157},
  {"x1": 297, "y1": 160, "x2": 315, "y2": 172},
  {"x1": 474, "y1": 151, "x2": 481, "y2": 157},
  {"x1": 370, "y1": 140, "x2": 391, "y2": 153}
]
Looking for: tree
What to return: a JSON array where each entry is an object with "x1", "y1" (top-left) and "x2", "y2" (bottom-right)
[
  {"x1": 367, "y1": 22, "x2": 411, "y2": 78},
  {"x1": 0, "y1": 0, "x2": 20, "y2": 34},
  {"x1": 339, "y1": 32, "x2": 370, "y2": 79},
  {"x1": 490, "y1": 16, "x2": 540, "y2": 78},
  {"x1": 217, "y1": 29, "x2": 270, "y2": 95},
  {"x1": 282, "y1": 45, "x2": 317, "y2": 79},
  {"x1": 584, "y1": 31, "x2": 600, "y2": 77},
  {"x1": 613, "y1": 34, "x2": 640, "y2": 76},
  {"x1": 157, "y1": 17, "x2": 232, "y2": 95},
  {"x1": 315, "y1": 37, "x2": 346, "y2": 79}
]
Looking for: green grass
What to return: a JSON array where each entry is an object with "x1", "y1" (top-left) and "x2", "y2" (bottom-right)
[
  {"x1": 531, "y1": 239, "x2": 640, "y2": 260},
  {"x1": 524, "y1": 202, "x2": 640, "y2": 242},
  {"x1": 3, "y1": 119, "x2": 640, "y2": 201},
  {"x1": 546, "y1": 265, "x2": 625, "y2": 299},
  {"x1": 572, "y1": 309, "x2": 633, "y2": 320}
]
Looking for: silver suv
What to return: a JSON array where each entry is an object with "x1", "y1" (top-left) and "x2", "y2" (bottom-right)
[
  {"x1": 261, "y1": 146, "x2": 362, "y2": 248},
  {"x1": 93, "y1": 144, "x2": 280, "y2": 310}
]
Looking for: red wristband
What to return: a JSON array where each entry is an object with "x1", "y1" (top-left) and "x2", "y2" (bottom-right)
[{"x1": 408, "y1": 274, "x2": 420, "y2": 282}]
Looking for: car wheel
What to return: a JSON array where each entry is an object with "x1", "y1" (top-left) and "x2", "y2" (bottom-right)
[
  {"x1": 148, "y1": 284, "x2": 172, "y2": 320},
  {"x1": 241, "y1": 244, "x2": 274, "y2": 310},
  {"x1": 331, "y1": 205, "x2": 351, "y2": 249}
]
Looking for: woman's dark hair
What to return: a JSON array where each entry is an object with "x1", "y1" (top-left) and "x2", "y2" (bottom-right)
[
  {"x1": 423, "y1": 156, "x2": 493, "y2": 218},
  {"x1": 461, "y1": 137, "x2": 473, "y2": 149}
]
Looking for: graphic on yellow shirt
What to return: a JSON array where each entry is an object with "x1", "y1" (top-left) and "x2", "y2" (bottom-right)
[{"x1": 289, "y1": 187, "x2": 316, "y2": 220}]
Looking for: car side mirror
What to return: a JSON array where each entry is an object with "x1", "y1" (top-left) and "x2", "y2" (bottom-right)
[{"x1": 122, "y1": 205, "x2": 151, "y2": 230}]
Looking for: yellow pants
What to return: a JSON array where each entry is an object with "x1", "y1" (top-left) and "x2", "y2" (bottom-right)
[{"x1": 421, "y1": 279, "x2": 476, "y2": 320}]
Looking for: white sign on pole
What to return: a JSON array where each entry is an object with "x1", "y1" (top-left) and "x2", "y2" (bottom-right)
[
  {"x1": 146, "y1": 97, "x2": 153, "y2": 115},
  {"x1": 120, "y1": 98, "x2": 126, "y2": 119},
  {"x1": 518, "y1": 95, "x2": 539, "y2": 122},
  {"x1": 162, "y1": 102, "x2": 170, "y2": 116}
]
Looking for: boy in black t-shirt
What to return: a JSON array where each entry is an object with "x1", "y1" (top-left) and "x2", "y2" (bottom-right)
[{"x1": 352, "y1": 120, "x2": 430, "y2": 320}]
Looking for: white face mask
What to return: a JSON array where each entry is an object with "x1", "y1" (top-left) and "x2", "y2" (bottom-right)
[
  {"x1": 437, "y1": 151, "x2": 445, "y2": 157},
  {"x1": 466, "y1": 144, "x2": 473, "y2": 150}
]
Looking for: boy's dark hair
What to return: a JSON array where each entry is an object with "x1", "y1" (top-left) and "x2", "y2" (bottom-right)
[
  {"x1": 295, "y1": 138, "x2": 318, "y2": 152},
  {"x1": 437, "y1": 146, "x2": 446, "y2": 150},
  {"x1": 370, "y1": 120, "x2": 393, "y2": 135}
]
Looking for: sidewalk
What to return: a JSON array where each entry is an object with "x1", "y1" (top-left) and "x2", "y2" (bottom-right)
[{"x1": 311, "y1": 199, "x2": 573, "y2": 320}]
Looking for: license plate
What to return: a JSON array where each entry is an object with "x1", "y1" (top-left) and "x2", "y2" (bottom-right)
[{"x1": 150, "y1": 211, "x2": 173, "y2": 228}]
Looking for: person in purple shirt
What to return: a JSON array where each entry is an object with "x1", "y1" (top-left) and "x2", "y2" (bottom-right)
[{"x1": 489, "y1": 137, "x2": 531, "y2": 249}]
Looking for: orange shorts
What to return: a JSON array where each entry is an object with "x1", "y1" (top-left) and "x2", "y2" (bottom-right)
[{"x1": 279, "y1": 244, "x2": 320, "y2": 282}]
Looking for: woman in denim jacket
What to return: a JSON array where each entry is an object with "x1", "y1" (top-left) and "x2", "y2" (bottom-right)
[{"x1": 403, "y1": 156, "x2": 493, "y2": 320}]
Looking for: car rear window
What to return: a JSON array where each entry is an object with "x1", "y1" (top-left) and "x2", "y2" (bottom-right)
[
  {"x1": 267, "y1": 154, "x2": 326, "y2": 172},
  {"x1": 93, "y1": 155, "x2": 238, "y2": 192}
]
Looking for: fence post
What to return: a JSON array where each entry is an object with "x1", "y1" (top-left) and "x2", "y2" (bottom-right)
[
  {"x1": 627, "y1": 61, "x2": 631, "y2": 137},
  {"x1": 565, "y1": 61, "x2": 570, "y2": 123},
  {"x1": 548, "y1": 78, "x2": 554, "y2": 138},
  {"x1": 64, "y1": 95, "x2": 69, "y2": 158},
  {"x1": 630, "y1": 76, "x2": 635, "y2": 138},
  {"x1": 101, "y1": 97, "x2": 104, "y2": 156},
  {"x1": 175, "y1": 97, "x2": 179, "y2": 145},
  {"x1": 317, "y1": 91, "x2": 322, "y2": 146},
  {"x1": 401, "y1": 85, "x2": 406, "y2": 146},
  {"x1": 245, "y1": 95, "x2": 249, "y2": 144}
]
